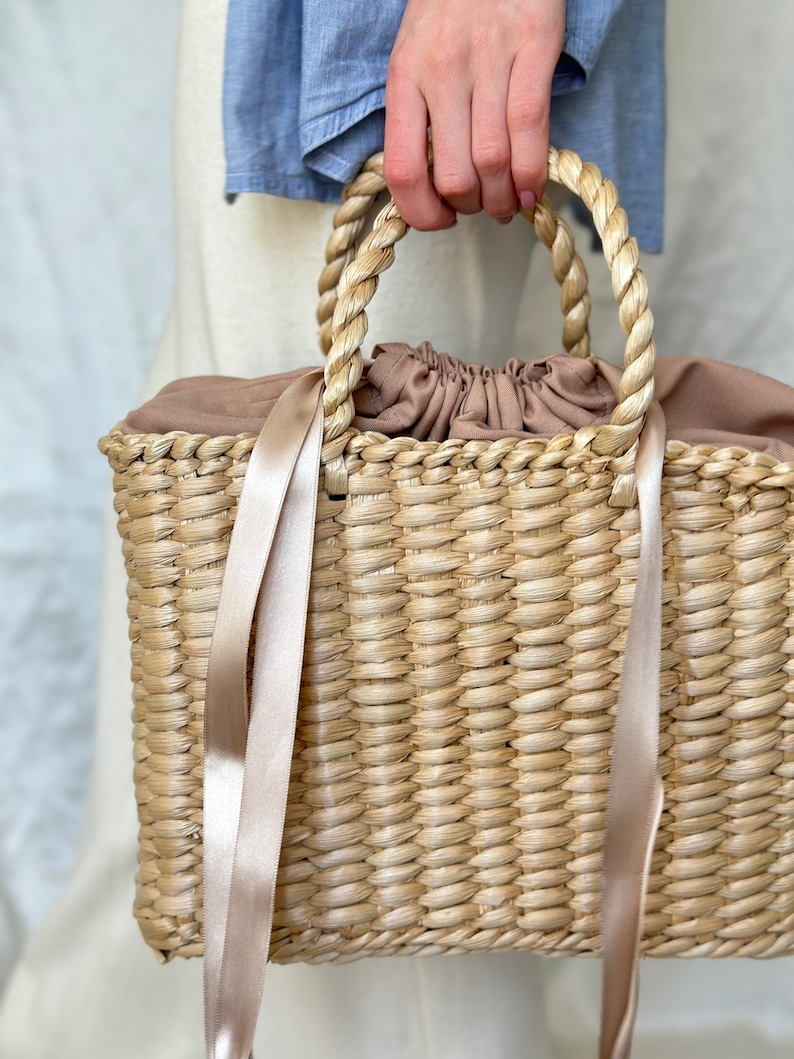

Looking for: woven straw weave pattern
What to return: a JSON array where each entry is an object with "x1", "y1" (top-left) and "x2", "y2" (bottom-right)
[
  {"x1": 101, "y1": 428, "x2": 794, "y2": 965},
  {"x1": 100, "y1": 150, "x2": 794, "y2": 966}
]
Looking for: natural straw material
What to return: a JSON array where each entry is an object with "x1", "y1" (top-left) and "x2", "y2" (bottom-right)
[{"x1": 101, "y1": 148, "x2": 794, "y2": 969}]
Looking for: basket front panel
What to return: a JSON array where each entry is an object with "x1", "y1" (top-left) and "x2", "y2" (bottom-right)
[
  {"x1": 108, "y1": 430, "x2": 794, "y2": 964},
  {"x1": 274, "y1": 442, "x2": 628, "y2": 963}
]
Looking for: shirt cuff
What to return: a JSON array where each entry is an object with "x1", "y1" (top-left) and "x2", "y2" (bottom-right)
[
  {"x1": 552, "y1": 52, "x2": 587, "y2": 95},
  {"x1": 554, "y1": 0, "x2": 625, "y2": 94}
]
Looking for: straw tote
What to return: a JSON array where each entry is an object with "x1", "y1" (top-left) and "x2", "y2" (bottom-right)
[{"x1": 100, "y1": 148, "x2": 794, "y2": 1059}]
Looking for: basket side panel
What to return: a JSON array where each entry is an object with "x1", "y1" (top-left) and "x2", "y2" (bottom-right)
[{"x1": 108, "y1": 435, "x2": 253, "y2": 960}]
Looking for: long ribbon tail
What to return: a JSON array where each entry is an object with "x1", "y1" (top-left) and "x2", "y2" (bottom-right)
[
  {"x1": 201, "y1": 367, "x2": 665, "y2": 1059},
  {"x1": 599, "y1": 401, "x2": 667, "y2": 1059},
  {"x1": 203, "y1": 370, "x2": 325, "y2": 1059}
]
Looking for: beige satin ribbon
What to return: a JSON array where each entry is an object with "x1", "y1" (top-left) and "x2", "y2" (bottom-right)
[
  {"x1": 203, "y1": 369, "x2": 325, "y2": 1059},
  {"x1": 202, "y1": 376, "x2": 667, "y2": 1059},
  {"x1": 599, "y1": 401, "x2": 666, "y2": 1059}
]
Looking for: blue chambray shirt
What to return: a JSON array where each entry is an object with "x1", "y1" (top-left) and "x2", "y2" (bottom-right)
[{"x1": 223, "y1": 0, "x2": 664, "y2": 251}]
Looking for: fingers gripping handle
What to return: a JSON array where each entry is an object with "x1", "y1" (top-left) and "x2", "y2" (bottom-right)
[
  {"x1": 317, "y1": 153, "x2": 594, "y2": 361},
  {"x1": 320, "y1": 148, "x2": 656, "y2": 504}
]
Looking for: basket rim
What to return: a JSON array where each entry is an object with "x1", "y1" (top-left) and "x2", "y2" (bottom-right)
[{"x1": 100, "y1": 422, "x2": 794, "y2": 475}]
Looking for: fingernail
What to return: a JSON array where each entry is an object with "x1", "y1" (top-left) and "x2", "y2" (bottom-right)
[
  {"x1": 497, "y1": 216, "x2": 513, "y2": 225},
  {"x1": 445, "y1": 217, "x2": 458, "y2": 229},
  {"x1": 519, "y1": 190, "x2": 537, "y2": 212}
]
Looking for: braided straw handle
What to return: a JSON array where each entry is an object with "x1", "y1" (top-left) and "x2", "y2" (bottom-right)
[
  {"x1": 322, "y1": 147, "x2": 656, "y2": 497},
  {"x1": 317, "y1": 154, "x2": 592, "y2": 361},
  {"x1": 317, "y1": 156, "x2": 394, "y2": 357}
]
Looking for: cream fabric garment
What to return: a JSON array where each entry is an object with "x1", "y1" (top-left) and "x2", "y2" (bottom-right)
[
  {"x1": 0, "y1": 3, "x2": 550, "y2": 1058},
  {"x1": 4, "y1": 1, "x2": 794, "y2": 1057}
]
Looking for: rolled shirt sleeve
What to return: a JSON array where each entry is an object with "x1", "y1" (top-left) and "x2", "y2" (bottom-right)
[{"x1": 223, "y1": 0, "x2": 664, "y2": 250}]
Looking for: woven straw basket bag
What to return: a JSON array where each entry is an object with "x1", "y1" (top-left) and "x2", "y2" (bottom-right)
[{"x1": 101, "y1": 149, "x2": 794, "y2": 1059}]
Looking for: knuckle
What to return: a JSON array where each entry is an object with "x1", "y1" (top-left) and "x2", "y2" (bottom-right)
[
  {"x1": 383, "y1": 155, "x2": 421, "y2": 193},
  {"x1": 423, "y1": 32, "x2": 464, "y2": 76},
  {"x1": 472, "y1": 141, "x2": 511, "y2": 176},
  {"x1": 507, "y1": 93, "x2": 547, "y2": 134},
  {"x1": 434, "y1": 170, "x2": 478, "y2": 203},
  {"x1": 385, "y1": 43, "x2": 411, "y2": 90},
  {"x1": 425, "y1": 49, "x2": 458, "y2": 80}
]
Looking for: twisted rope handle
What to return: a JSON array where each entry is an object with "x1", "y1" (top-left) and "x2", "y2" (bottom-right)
[
  {"x1": 318, "y1": 154, "x2": 592, "y2": 361},
  {"x1": 317, "y1": 156, "x2": 390, "y2": 356},
  {"x1": 321, "y1": 147, "x2": 656, "y2": 490}
]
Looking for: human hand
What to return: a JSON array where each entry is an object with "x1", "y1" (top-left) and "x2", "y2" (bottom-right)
[{"x1": 383, "y1": 0, "x2": 566, "y2": 230}]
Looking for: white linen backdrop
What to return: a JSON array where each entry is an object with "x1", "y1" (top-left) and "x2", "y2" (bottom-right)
[
  {"x1": 0, "y1": 0, "x2": 179, "y2": 985},
  {"x1": 3, "y1": 0, "x2": 794, "y2": 1055}
]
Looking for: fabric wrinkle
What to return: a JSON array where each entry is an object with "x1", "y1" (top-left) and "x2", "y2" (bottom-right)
[{"x1": 121, "y1": 345, "x2": 794, "y2": 463}]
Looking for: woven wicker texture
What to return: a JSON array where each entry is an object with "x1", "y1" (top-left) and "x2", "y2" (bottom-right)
[{"x1": 100, "y1": 149, "x2": 794, "y2": 965}]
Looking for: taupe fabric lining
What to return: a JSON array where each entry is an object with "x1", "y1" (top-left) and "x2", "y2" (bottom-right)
[{"x1": 122, "y1": 343, "x2": 794, "y2": 461}]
